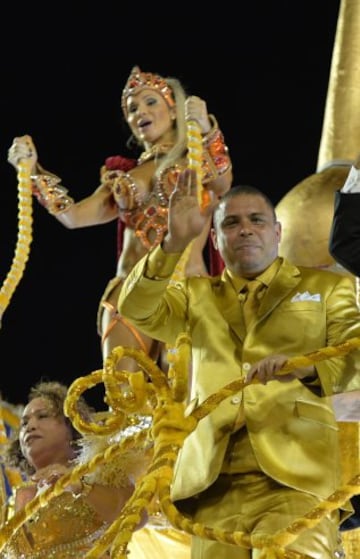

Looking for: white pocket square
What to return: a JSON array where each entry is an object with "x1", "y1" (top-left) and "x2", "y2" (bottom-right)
[{"x1": 291, "y1": 291, "x2": 321, "y2": 302}]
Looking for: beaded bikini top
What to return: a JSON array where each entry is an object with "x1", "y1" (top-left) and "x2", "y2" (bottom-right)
[
  {"x1": 103, "y1": 145, "x2": 223, "y2": 251},
  {"x1": 112, "y1": 165, "x2": 181, "y2": 250},
  {"x1": 102, "y1": 117, "x2": 231, "y2": 250}
]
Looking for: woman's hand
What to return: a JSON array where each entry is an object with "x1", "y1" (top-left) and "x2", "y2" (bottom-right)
[
  {"x1": 8, "y1": 135, "x2": 38, "y2": 172},
  {"x1": 163, "y1": 169, "x2": 217, "y2": 253},
  {"x1": 185, "y1": 96, "x2": 211, "y2": 134}
]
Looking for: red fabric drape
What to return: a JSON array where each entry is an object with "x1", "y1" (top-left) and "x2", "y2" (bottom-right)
[{"x1": 104, "y1": 155, "x2": 137, "y2": 260}]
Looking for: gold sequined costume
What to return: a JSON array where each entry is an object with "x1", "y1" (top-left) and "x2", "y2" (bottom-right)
[
  {"x1": 0, "y1": 418, "x2": 146, "y2": 559},
  {"x1": 1, "y1": 490, "x2": 109, "y2": 559}
]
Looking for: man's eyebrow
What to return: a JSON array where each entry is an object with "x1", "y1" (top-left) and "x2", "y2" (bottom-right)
[{"x1": 223, "y1": 211, "x2": 267, "y2": 220}]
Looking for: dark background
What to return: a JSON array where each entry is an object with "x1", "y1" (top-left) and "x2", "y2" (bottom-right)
[{"x1": 0, "y1": 1, "x2": 341, "y2": 406}]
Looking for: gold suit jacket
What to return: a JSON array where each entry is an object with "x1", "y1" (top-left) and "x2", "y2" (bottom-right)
[{"x1": 118, "y1": 248, "x2": 360, "y2": 502}]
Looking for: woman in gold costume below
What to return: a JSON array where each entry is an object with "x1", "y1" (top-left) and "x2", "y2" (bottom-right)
[
  {"x1": 7, "y1": 66, "x2": 232, "y2": 372},
  {"x1": 1, "y1": 381, "x2": 141, "y2": 558}
]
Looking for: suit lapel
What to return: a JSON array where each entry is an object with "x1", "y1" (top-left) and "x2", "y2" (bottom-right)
[
  {"x1": 213, "y1": 260, "x2": 302, "y2": 338},
  {"x1": 257, "y1": 259, "x2": 301, "y2": 322}
]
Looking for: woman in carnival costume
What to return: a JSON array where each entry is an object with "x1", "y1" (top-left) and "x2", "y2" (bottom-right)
[{"x1": 8, "y1": 66, "x2": 232, "y2": 371}]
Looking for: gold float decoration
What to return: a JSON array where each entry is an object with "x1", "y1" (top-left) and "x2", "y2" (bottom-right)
[{"x1": 1, "y1": 334, "x2": 360, "y2": 558}]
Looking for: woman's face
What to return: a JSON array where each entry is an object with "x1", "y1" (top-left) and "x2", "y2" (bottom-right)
[
  {"x1": 125, "y1": 89, "x2": 175, "y2": 145},
  {"x1": 19, "y1": 397, "x2": 75, "y2": 470}
]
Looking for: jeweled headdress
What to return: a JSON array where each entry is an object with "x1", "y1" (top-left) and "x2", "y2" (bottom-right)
[{"x1": 121, "y1": 66, "x2": 175, "y2": 117}]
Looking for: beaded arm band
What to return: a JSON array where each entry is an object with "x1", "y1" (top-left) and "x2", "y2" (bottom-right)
[
  {"x1": 201, "y1": 114, "x2": 232, "y2": 183},
  {"x1": 31, "y1": 173, "x2": 74, "y2": 216}
]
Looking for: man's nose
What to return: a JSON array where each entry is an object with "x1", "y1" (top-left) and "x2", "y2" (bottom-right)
[{"x1": 239, "y1": 224, "x2": 253, "y2": 235}]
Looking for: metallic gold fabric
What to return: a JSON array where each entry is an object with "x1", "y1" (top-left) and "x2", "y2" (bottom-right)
[
  {"x1": 0, "y1": 492, "x2": 108, "y2": 558},
  {"x1": 191, "y1": 472, "x2": 342, "y2": 559},
  {"x1": 241, "y1": 280, "x2": 262, "y2": 330},
  {"x1": 128, "y1": 528, "x2": 191, "y2": 559},
  {"x1": 119, "y1": 248, "x2": 360, "y2": 504},
  {"x1": 338, "y1": 422, "x2": 360, "y2": 556}
]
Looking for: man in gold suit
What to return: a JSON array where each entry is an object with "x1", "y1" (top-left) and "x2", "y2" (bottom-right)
[{"x1": 118, "y1": 169, "x2": 360, "y2": 558}]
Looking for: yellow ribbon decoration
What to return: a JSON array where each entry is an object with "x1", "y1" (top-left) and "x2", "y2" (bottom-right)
[{"x1": 0, "y1": 161, "x2": 33, "y2": 325}]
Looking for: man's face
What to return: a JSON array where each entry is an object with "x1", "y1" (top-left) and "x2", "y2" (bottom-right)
[{"x1": 212, "y1": 193, "x2": 281, "y2": 277}]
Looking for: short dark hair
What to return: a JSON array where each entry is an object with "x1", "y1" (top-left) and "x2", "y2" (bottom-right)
[{"x1": 213, "y1": 184, "x2": 277, "y2": 228}]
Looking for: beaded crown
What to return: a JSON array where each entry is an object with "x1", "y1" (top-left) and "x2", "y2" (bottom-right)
[{"x1": 121, "y1": 66, "x2": 175, "y2": 117}]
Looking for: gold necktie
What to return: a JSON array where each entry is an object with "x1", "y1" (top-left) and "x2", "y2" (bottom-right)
[{"x1": 242, "y1": 280, "x2": 262, "y2": 330}]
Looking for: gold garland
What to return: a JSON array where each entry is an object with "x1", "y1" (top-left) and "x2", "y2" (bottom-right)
[
  {"x1": 186, "y1": 120, "x2": 203, "y2": 202},
  {"x1": 2, "y1": 335, "x2": 360, "y2": 558},
  {"x1": 0, "y1": 161, "x2": 33, "y2": 325},
  {"x1": 171, "y1": 119, "x2": 204, "y2": 283}
]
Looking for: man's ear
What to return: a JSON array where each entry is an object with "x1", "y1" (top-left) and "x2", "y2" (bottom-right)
[
  {"x1": 275, "y1": 221, "x2": 282, "y2": 243},
  {"x1": 210, "y1": 228, "x2": 218, "y2": 250}
]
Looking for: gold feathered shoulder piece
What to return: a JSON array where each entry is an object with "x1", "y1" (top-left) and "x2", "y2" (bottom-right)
[{"x1": 74, "y1": 412, "x2": 153, "y2": 488}]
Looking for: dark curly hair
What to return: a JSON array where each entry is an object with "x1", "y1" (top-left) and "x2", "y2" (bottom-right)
[{"x1": 4, "y1": 380, "x2": 93, "y2": 476}]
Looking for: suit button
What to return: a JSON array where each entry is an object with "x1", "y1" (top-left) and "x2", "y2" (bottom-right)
[
  {"x1": 231, "y1": 396, "x2": 241, "y2": 404},
  {"x1": 242, "y1": 362, "x2": 251, "y2": 371}
]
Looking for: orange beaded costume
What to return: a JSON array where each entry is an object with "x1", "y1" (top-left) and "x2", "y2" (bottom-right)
[
  {"x1": 102, "y1": 114, "x2": 230, "y2": 252},
  {"x1": 97, "y1": 70, "x2": 231, "y2": 341}
]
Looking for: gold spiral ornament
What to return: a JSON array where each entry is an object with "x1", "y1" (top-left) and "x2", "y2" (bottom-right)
[{"x1": 0, "y1": 160, "x2": 33, "y2": 325}]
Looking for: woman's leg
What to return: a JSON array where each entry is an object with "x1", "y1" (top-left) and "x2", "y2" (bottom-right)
[{"x1": 98, "y1": 277, "x2": 161, "y2": 372}]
